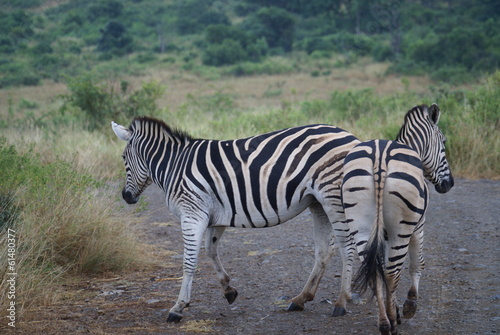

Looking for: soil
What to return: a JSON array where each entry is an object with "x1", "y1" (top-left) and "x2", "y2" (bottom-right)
[{"x1": 13, "y1": 179, "x2": 500, "y2": 334}]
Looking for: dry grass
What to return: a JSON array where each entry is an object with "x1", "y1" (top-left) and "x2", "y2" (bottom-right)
[
  {"x1": 179, "y1": 319, "x2": 217, "y2": 333},
  {"x1": 1, "y1": 125, "x2": 123, "y2": 179},
  {"x1": 143, "y1": 60, "x2": 432, "y2": 112},
  {"x1": 0, "y1": 186, "x2": 147, "y2": 316}
]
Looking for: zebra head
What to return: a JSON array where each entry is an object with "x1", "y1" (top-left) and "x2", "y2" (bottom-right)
[
  {"x1": 396, "y1": 104, "x2": 454, "y2": 194},
  {"x1": 112, "y1": 121, "x2": 152, "y2": 204}
]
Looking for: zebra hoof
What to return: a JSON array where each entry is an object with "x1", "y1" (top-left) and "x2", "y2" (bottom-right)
[
  {"x1": 403, "y1": 299, "x2": 417, "y2": 319},
  {"x1": 166, "y1": 311, "x2": 183, "y2": 323},
  {"x1": 286, "y1": 301, "x2": 304, "y2": 312},
  {"x1": 224, "y1": 288, "x2": 238, "y2": 304},
  {"x1": 332, "y1": 306, "x2": 347, "y2": 317}
]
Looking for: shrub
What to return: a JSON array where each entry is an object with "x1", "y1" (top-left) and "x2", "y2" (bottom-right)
[
  {"x1": 0, "y1": 138, "x2": 144, "y2": 315},
  {"x1": 61, "y1": 74, "x2": 165, "y2": 130},
  {"x1": 203, "y1": 39, "x2": 247, "y2": 66},
  {"x1": 97, "y1": 20, "x2": 133, "y2": 56},
  {"x1": 203, "y1": 25, "x2": 268, "y2": 66},
  {"x1": 87, "y1": 0, "x2": 123, "y2": 22},
  {"x1": 174, "y1": 0, "x2": 230, "y2": 35},
  {"x1": 242, "y1": 6, "x2": 295, "y2": 52}
]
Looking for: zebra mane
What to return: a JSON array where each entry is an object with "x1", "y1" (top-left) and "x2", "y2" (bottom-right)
[
  {"x1": 395, "y1": 104, "x2": 430, "y2": 141},
  {"x1": 131, "y1": 116, "x2": 194, "y2": 142}
]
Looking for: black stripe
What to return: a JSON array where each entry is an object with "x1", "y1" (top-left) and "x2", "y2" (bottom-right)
[
  {"x1": 209, "y1": 141, "x2": 237, "y2": 226},
  {"x1": 389, "y1": 191, "x2": 425, "y2": 215},
  {"x1": 343, "y1": 168, "x2": 371, "y2": 182},
  {"x1": 195, "y1": 141, "x2": 224, "y2": 206}
]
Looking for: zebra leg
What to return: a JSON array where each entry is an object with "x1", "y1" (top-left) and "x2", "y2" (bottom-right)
[
  {"x1": 332, "y1": 220, "x2": 356, "y2": 316},
  {"x1": 288, "y1": 203, "x2": 333, "y2": 311},
  {"x1": 205, "y1": 227, "x2": 238, "y2": 304},
  {"x1": 375, "y1": 275, "x2": 392, "y2": 335},
  {"x1": 384, "y1": 271, "x2": 401, "y2": 335},
  {"x1": 167, "y1": 220, "x2": 207, "y2": 323},
  {"x1": 403, "y1": 224, "x2": 425, "y2": 319}
]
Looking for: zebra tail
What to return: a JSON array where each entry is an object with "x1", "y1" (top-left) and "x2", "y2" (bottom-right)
[{"x1": 354, "y1": 173, "x2": 388, "y2": 296}]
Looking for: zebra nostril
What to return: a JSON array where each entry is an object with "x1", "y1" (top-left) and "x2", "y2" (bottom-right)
[
  {"x1": 435, "y1": 177, "x2": 454, "y2": 194},
  {"x1": 122, "y1": 189, "x2": 138, "y2": 204}
]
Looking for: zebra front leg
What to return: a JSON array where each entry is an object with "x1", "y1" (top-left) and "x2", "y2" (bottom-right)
[
  {"x1": 288, "y1": 203, "x2": 333, "y2": 311},
  {"x1": 205, "y1": 227, "x2": 238, "y2": 304},
  {"x1": 167, "y1": 221, "x2": 207, "y2": 323},
  {"x1": 403, "y1": 225, "x2": 425, "y2": 319}
]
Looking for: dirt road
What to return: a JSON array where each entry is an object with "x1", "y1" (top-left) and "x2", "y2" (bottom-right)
[{"x1": 18, "y1": 179, "x2": 500, "y2": 334}]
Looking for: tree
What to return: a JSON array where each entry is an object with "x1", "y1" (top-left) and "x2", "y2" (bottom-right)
[
  {"x1": 97, "y1": 20, "x2": 133, "y2": 56},
  {"x1": 243, "y1": 6, "x2": 295, "y2": 52}
]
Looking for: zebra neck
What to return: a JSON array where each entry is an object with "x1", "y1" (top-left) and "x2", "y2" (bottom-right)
[
  {"x1": 396, "y1": 133, "x2": 423, "y2": 160},
  {"x1": 142, "y1": 136, "x2": 190, "y2": 192}
]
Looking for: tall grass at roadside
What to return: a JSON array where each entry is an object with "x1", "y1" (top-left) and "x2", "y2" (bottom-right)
[
  {"x1": 0, "y1": 139, "x2": 145, "y2": 316},
  {"x1": 1, "y1": 124, "x2": 123, "y2": 179},
  {"x1": 435, "y1": 72, "x2": 500, "y2": 179}
]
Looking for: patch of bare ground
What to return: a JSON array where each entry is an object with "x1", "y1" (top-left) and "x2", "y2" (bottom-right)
[{"x1": 9, "y1": 178, "x2": 499, "y2": 334}]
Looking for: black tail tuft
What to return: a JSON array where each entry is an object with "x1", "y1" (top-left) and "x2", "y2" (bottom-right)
[{"x1": 354, "y1": 227, "x2": 387, "y2": 296}]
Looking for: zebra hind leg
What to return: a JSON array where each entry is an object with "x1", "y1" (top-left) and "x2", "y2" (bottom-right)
[
  {"x1": 403, "y1": 226, "x2": 424, "y2": 319},
  {"x1": 205, "y1": 227, "x2": 238, "y2": 304},
  {"x1": 332, "y1": 220, "x2": 356, "y2": 317},
  {"x1": 288, "y1": 203, "x2": 333, "y2": 311}
]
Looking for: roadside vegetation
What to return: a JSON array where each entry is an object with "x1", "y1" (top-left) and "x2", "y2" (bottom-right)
[
  {"x1": 0, "y1": 0, "x2": 498, "y2": 322},
  {"x1": 1, "y1": 0, "x2": 498, "y2": 88}
]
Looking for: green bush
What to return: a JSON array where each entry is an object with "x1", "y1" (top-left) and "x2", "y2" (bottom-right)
[
  {"x1": 0, "y1": 137, "x2": 145, "y2": 314},
  {"x1": 242, "y1": 6, "x2": 295, "y2": 52},
  {"x1": 61, "y1": 74, "x2": 164, "y2": 130},
  {"x1": 203, "y1": 39, "x2": 247, "y2": 66},
  {"x1": 202, "y1": 25, "x2": 268, "y2": 66},
  {"x1": 87, "y1": 0, "x2": 123, "y2": 22},
  {"x1": 174, "y1": 0, "x2": 230, "y2": 35},
  {"x1": 97, "y1": 20, "x2": 133, "y2": 56}
]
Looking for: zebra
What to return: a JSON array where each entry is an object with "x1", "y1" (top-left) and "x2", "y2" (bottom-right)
[
  {"x1": 340, "y1": 104, "x2": 454, "y2": 334},
  {"x1": 111, "y1": 117, "x2": 360, "y2": 322}
]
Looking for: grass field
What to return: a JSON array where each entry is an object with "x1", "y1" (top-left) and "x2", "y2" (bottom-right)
[{"x1": 0, "y1": 59, "x2": 498, "y2": 320}]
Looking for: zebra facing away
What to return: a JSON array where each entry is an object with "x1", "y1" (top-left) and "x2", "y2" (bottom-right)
[
  {"x1": 111, "y1": 118, "x2": 360, "y2": 322},
  {"x1": 341, "y1": 104, "x2": 454, "y2": 335}
]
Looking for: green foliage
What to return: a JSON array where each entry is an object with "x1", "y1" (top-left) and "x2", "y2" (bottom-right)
[
  {"x1": 173, "y1": 0, "x2": 230, "y2": 35},
  {"x1": 0, "y1": 1, "x2": 498, "y2": 87},
  {"x1": 97, "y1": 20, "x2": 133, "y2": 56},
  {"x1": 202, "y1": 25, "x2": 268, "y2": 66},
  {"x1": 61, "y1": 74, "x2": 165, "y2": 130},
  {"x1": 225, "y1": 57, "x2": 294, "y2": 76},
  {"x1": 203, "y1": 39, "x2": 247, "y2": 66},
  {"x1": 87, "y1": 0, "x2": 123, "y2": 22},
  {"x1": 242, "y1": 6, "x2": 295, "y2": 52},
  {"x1": 0, "y1": 191, "x2": 20, "y2": 231},
  {"x1": 0, "y1": 136, "x2": 144, "y2": 313},
  {"x1": 182, "y1": 89, "x2": 236, "y2": 116}
]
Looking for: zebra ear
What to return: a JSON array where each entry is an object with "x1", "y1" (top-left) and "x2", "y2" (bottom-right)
[
  {"x1": 111, "y1": 121, "x2": 131, "y2": 141},
  {"x1": 428, "y1": 103, "x2": 441, "y2": 125}
]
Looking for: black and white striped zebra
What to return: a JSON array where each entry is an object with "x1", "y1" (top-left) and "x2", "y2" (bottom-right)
[
  {"x1": 340, "y1": 104, "x2": 454, "y2": 334},
  {"x1": 112, "y1": 117, "x2": 360, "y2": 322}
]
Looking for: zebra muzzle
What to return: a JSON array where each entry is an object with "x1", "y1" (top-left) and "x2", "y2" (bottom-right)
[
  {"x1": 122, "y1": 189, "x2": 139, "y2": 204},
  {"x1": 435, "y1": 175, "x2": 454, "y2": 194}
]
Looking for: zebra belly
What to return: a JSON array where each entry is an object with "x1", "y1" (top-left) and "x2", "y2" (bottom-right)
[{"x1": 212, "y1": 194, "x2": 315, "y2": 228}]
